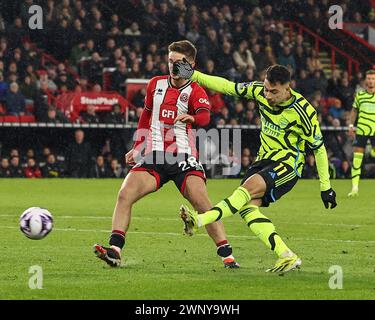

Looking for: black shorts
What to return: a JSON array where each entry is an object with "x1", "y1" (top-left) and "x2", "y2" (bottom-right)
[
  {"x1": 241, "y1": 159, "x2": 299, "y2": 207},
  {"x1": 353, "y1": 135, "x2": 375, "y2": 148},
  {"x1": 131, "y1": 152, "x2": 206, "y2": 194}
]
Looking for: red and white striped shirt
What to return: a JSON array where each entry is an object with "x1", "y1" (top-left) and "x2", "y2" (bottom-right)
[{"x1": 134, "y1": 75, "x2": 211, "y2": 157}]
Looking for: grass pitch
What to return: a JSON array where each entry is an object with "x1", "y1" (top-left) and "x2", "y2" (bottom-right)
[{"x1": 0, "y1": 178, "x2": 374, "y2": 300}]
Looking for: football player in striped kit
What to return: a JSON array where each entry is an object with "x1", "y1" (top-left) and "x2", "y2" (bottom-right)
[{"x1": 94, "y1": 40, "x2": 239, "y2": 269}]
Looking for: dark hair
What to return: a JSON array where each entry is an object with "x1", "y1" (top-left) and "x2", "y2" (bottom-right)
[
  {"x1": 366, "y1": 69, "x2": 375, "y2": 76},
  {"x1": 168, "y1": 40, "x2": 197, "y2": 61},
  {"x1": 265, "y1": 64, "x2": 291, "y2": 85}
]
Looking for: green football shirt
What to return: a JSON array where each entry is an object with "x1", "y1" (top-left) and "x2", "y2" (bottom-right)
[
  {"x1": 191, "y1": 71, "x2": 331, "y2": 191},
  {"x1": 233, "y1": 81, "x2": 323, "y2": 176},
  {"x1": 353, "y1": 90, "x2": 375, "y2": 136}
]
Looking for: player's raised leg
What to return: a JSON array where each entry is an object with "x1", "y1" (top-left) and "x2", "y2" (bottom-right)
[
  {"x1": 180, "y1": 174, "x2": 263, "y2": 230},
  {"x1": 180, "y1": 162, "x2": 301, "y2": 272},
  {"x1": 94, "y1": 170, "x2": 157, "y2": 267},
  {"x1": 183, "y1": 175, "x2": 239, "y2": 268}
]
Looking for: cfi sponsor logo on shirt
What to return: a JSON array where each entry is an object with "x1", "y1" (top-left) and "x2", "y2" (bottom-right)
[{"x1": 161, "y1": 109, "x2": 176, "y2": 119}]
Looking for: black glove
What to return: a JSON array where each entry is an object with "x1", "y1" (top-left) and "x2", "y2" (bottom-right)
[
  {"x1": 172, "y1": 58, "x2": 194, "y2": 79},
  {"x1": 321, "y1": 188, "x2": 337, "y2": 209}
]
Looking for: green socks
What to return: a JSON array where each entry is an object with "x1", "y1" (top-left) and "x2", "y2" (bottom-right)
[
  {"x1": 195, "y1": 189, "x2": 292, "y2": 258},
  {"x1": 239, "y1": 204, "x2": 290, "y2": 257},
  {"x1": 351, "y1": 152, "x2": 364, "y2": 189},
  {"x1": 197, "y1": 187, "x2": 251, "y2": 227}
]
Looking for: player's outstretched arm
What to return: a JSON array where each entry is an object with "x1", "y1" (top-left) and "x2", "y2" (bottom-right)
[
  {"x1": 305, "y1": 111, "x2": 337, "y2": 209},
  {"x1": 173, "y1": 59, "x2": 253, "y2": 99}
]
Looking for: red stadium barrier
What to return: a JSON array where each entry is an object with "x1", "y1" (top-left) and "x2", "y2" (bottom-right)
[
  {"x1": 71, "y1": 92, "x2": 129, "y2": 112},
  {"x1": 3, "y1": 115, "x2": 19, "y2": 122},
  {"x1": 278, "y1": 20, "x2": 361, "y2": 77},
  {"x1": 19, "y1": 115, "x2": 36, "y2": 123},
  {"x1": 56, "y1": 91, "x2": 130, "y2": 121},
  {"x1": 342, "y1": 23, "x2": 375, "y2": 52}
]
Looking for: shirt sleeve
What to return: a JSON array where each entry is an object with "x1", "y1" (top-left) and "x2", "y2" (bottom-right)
[
  {"x1": 144, "y1": 77, "x2": 157, "y2": 110},
  {"x1": 133, "y1": 78, "x2": 156, "y2": 148},
  {"x1": 313, "y1": 145, "x2": 331, "y2": 191},
  {"x1": 133, "y1": 107, "x2": 152, "y2": 149},
  {"x1": 303, "y1": 108, "x2": 324, "y2": 151},
  {"x1": 300, "y1": 104, "x2": 331, "y2": 191},
  {"x1": 187, "y1": 85, "x2": 211, "y2": 127},
  {"x1": 189, "y1": 85, "x2": 211, "y2": 114},
  {"x1": 192, "y1": 110, "x2": 210, "y2": 127},
  {"x1": 191, "y1": 70, "x2": 257, "y2": 100}
]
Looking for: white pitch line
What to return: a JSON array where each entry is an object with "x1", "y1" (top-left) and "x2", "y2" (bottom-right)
[
  {"x1": 0, "y1": 214, "x2": 366, "y2": 228},
  {"x1": 2, "y1": 225, "x2": 375, "y2": 245}
]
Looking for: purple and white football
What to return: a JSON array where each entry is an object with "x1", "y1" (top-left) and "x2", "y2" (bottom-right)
[{"x1": 20, "y1": 207, "x2": 53, "y2": 240}]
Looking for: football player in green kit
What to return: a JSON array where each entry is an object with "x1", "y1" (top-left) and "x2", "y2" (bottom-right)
[
  {"x1": 173, "y1": 61, "x2": 337, "y2": 273},
  {"x1": 348, "y1": 70, "x2": 375, "y2": 197}
]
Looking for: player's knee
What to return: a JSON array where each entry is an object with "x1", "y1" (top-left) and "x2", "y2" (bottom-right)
[
  {"x1": 117, "y1": 186, "x2": 137, "y2": 204},
  {"x1": 242, "y1": 175, "x2": 266, "y2": 196},
  {"x1": 117, "y1": 189, "x2": 128, "y2": 203}
]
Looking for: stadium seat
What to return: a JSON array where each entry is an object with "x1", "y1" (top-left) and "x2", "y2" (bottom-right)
[
  {"x1": 3, "y1": 115, "x2": 20, "y2": 122},
  {"x1": 19, "y1": 115, "x2": 36, "y2": 123}
]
